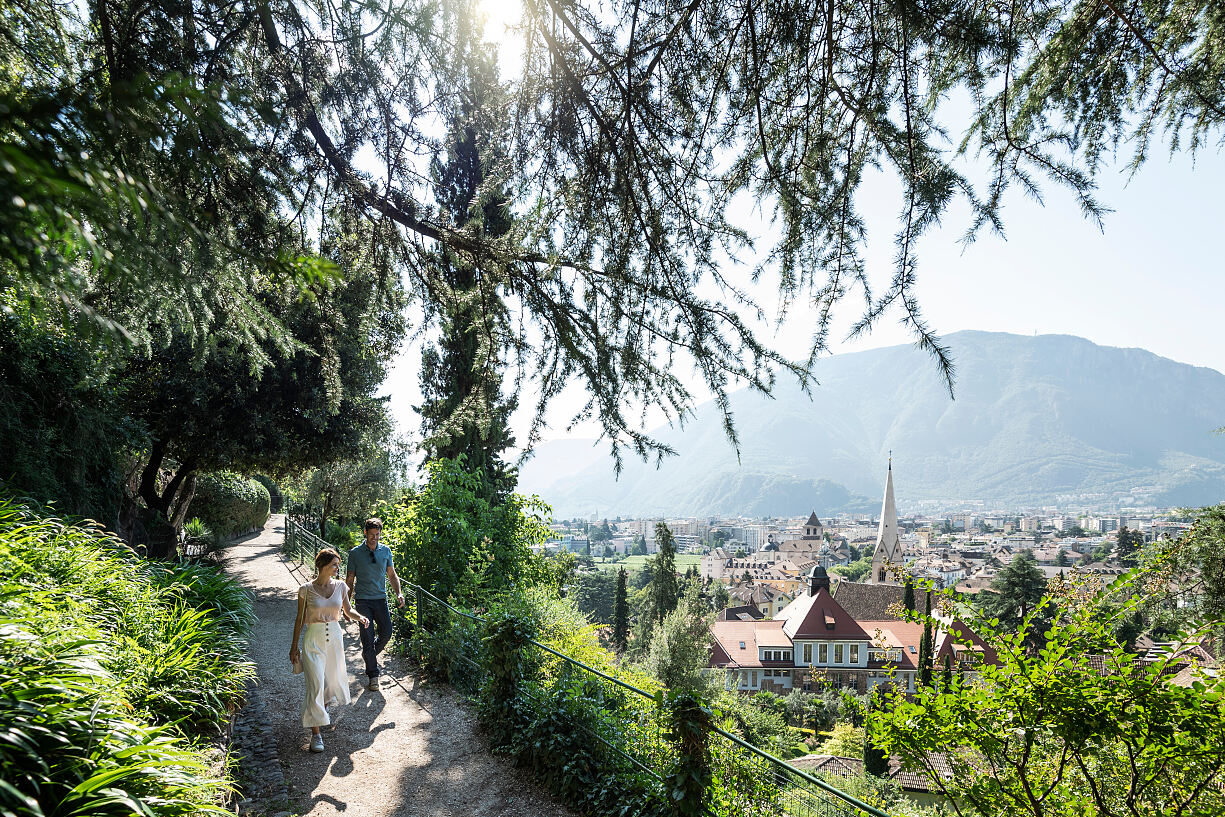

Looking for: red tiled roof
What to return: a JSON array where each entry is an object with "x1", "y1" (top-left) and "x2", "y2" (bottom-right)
[
  {"x1": 789, "y1": 755, "x2": 950, "y2": 793},
  {"x1": 934, "y1": 618, "x2": 999, "y2": 666},
  {"x1": 858, "y1": 620, "x2": 923, "y2": 670},
  {"x1": 709, "y1": 620, "x2": 789, "y2": 668},
  {"x1": 778, "y1": 587, "x2": 869, "y2": 640}
]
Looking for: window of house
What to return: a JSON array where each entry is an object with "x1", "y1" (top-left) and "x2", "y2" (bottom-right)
[
  {"x1": 819, "y1": 643, "x2": 828, "y2": 664},
  {"x1": 803, "y1": 644, "x2": 812, "y2": 663},
  {"x1": 739, "y1": 641, "x2": 745, "y2": 649},
  {"x1": 850, "y1": 644, "x2": 860, "y2": 664},
  {"x1": 784, "y1": 651, "x2": 792, "y2": 662},
  {"x1": 751, "y1": 671, "x2": 758, "y2": 686},
  {"x1": 834, "y1": 644, "x2": 844, "y2": 664},
  {"x1": 781, "y1": 670, "x2": 790, "y2": 677}
]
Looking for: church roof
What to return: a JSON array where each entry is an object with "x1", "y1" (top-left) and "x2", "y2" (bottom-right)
[
  {"x1": 873, "y1": 461, "x2": 902, "y2": 563},
  {"x1": 832, "y1": 581, "x2": 909, "y2": 621},
  {"x1": 777, "y1": 586, "x2": 868, "y2": 640},
  {"x1": 805, "y1": 511, "x2": 821, "y2": 527}
]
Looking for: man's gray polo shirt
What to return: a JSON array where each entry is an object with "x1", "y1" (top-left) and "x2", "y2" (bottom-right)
[{"x1": 348, "y1": 543, "x2": 394, "y2": 600}]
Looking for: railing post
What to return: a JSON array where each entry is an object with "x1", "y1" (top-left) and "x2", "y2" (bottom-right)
[{"x1": 665, "y1": 692, "x2": 713, "y2": 817}]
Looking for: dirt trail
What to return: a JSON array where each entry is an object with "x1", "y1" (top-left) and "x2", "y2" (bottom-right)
[{"x1": 224, "y1": 515, "x2": 575, "y2": 817}]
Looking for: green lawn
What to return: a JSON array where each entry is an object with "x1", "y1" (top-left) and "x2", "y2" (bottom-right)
[{"x1": 592, "y1": 553, "x2": 702, "y2": 572}]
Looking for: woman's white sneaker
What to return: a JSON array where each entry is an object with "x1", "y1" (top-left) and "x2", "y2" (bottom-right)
[{"x1": 309, "y1": 733, "x2": 324, "y2": 753}]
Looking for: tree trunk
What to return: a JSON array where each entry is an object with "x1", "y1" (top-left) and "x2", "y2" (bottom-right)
[
  {"x1": 168, "y1": 472, "x2": 197, "y2": 532},
  {"x1": 138, "y1": 438, "x2": 170, "y2": 514},
  {"x1": 320, "y1": 494, "x2": 329, "y2": 540},
  {"x1": 159, "y1": 459, "x2": 196, "y2": 524}
]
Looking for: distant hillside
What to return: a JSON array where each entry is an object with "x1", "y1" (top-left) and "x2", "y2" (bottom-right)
[{"x1": 517, "y1": 332, "x2": 1225, "y2": 517}]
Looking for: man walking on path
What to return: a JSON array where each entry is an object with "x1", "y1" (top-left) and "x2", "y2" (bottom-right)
[{"x1": 346, "y1": 518, "x2": 404, "y2": 691}]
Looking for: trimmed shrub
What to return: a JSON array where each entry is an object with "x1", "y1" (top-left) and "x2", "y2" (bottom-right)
[{"x1": 189, "y1": 471, "x2": 270, "y2": 538}]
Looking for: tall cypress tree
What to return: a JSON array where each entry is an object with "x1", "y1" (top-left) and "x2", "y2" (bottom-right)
[
  {"x1": 417, "y1": 12, "x2": 517, "y2": 501},
  {"x1": 613, "y1": 567, "x2": 630, "y2": 653},
  {"x1": 941, "y1": 653, "x2": 954, "y2": 689},
  {"x1": 650, "y1": 522, "x2": 680, "y2": 624},
  {"x1": 919, "y1": 589, "x2": 934, "y2": 687},
  {"x1": 903, "y1": 578, "x2": 916, "y2": 613}
]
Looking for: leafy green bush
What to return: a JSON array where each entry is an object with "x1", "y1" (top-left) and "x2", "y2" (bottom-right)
[
  {"x1": 0, "y1": 493, "x2": 253, "y2": 814},
  {"x1": 189, "y1": 471, "x2": 270, "y2": 538},
  {"x1": 377, "y1": 457, "x2": 555, "y2": 605},
  {"x1": 325, "y1": 520, "x2": 362, "y2": 550}
]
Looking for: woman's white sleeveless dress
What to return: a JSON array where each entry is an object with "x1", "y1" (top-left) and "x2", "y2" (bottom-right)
[{"x1": 298, "y1": 580, "x2": 352, "y2": 727}]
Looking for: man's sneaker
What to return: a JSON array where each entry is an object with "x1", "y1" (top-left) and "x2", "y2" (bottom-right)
[
  {"x1": 368, "y1": 677, "x2": 380, "y2": 692},
  {"x1": 309, "y1": 733, "x2": 324, "y2": 753}
]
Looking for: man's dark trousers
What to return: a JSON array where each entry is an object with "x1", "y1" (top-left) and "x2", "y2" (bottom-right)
[{"x1": 355, "y1": 597, "x2": 393, "y2": 679}]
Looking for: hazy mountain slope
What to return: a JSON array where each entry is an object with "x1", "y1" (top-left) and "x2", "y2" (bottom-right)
[{"x1": 517, "y1": 332, "x2": 1225, "y2": 516}]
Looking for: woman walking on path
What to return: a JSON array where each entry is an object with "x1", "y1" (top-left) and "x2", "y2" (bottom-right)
[{"x1": 289, "y1": 547, "x2": 369, "y2": 752}]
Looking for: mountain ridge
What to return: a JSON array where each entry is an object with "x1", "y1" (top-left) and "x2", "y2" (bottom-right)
[{"x1": 517, "y1": 332, "x2": 1225, "y2": 517}]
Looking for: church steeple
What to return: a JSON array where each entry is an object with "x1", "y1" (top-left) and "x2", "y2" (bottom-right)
[
  {"x1": 870, "y1": 458, "x2": 903, "y2": 584},
  {"x1": 803, "y1": 511, "x2": 823, "y2": 539}
]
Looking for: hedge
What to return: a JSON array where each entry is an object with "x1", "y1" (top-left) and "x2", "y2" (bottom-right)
[{"x1": 189, "y1": 471, "x2": 270, "y2": 538}]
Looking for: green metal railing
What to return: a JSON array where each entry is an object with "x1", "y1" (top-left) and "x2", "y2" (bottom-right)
[{"x1": 283, "y1": 519, "x2": 889, "y2": 817}]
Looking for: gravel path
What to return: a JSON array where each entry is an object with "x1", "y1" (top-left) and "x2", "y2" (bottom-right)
[{"x1": 223, "y1": 515, "x2": 576, "y2": 817}]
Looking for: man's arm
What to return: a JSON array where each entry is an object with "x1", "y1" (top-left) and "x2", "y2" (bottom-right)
[
  {"x1": 386, "y1": 564, "x2": 404, "y2": 607},
  {"x1": 345, "y1": 561, "x2": 357, "y2": 595}
]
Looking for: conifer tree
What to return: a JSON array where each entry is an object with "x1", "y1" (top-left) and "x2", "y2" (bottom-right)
[
  {"x1": 1117, "y1": 526, "x2": 1143, "y2": 567},
  {"x1": 977, "y1": 550, "x2": 1051, "y2": 643},
  {"x1": 903, "y1": 579, "x2": 916, "y2": 612},
  {"x1": 613, "y1": 568, "x2": 630, "y2": 653},
  {"x1": 919, "y1": 589, "x2": 934, "y2": 687},
  {"x1": 417, "y1": 15, "x2": 517, "y2": 500},
  {"x1": 941, "y1": 653, "x2": 953, "y2": 689},
  {"x1": 650, "y1": 523, "x2": 680, "y2": 624}
]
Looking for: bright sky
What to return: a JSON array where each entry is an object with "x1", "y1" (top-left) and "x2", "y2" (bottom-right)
[{"x1": 382, "y1": 4, "x2": 1225, "y2": 447}]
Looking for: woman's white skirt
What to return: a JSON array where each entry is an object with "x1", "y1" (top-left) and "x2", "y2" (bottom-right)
[{"x1": 301, "y1": 621, "x2": 351, "y2": 727}]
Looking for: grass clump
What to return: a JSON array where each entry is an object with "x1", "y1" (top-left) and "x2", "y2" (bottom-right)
[{"x1": 0, "y1": 493, "x2": 255, "y2": 814}]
